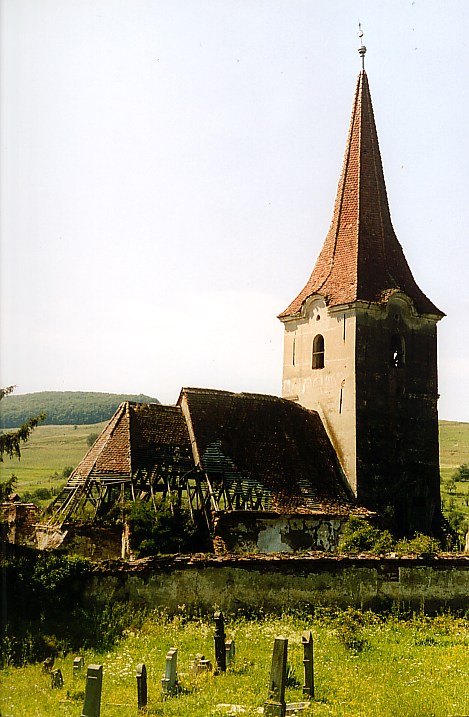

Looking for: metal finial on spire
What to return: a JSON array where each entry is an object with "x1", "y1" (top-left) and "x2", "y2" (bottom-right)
[{"x1": 358, "y1": 22, "x2": 367, "y2": 70}]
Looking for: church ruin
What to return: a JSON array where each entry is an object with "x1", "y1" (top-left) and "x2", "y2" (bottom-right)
[{"x1": 40, "y1": 45, "x2": 444, "y2": 555}]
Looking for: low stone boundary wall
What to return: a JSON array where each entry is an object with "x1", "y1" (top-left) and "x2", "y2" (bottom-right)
[{"x1": 85, "y1": 553, "x2": 469, "y2": 614}]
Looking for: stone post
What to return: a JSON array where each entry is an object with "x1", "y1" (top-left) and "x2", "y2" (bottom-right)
[
  {"x1": 136, "y1": 663, "x2": 147, "y2": 710},
  {"x1": 264, "y1": 637, "x2": 288, "y2": 717},
  {"x1": 161, "y1": 647, "x2": 178, "y2": 696},
  {"x1": 302, "y1": 631, "x2": 314, "y2": 698},
  {"x1": 81, "y1": 664, "x2": 103, "y2": 717},
  {"x1": 73, "y1": 656, "x2": 85, "y2": 677},
  {"x1": 225, "y1": 638, "x2": 235, "y2": 667},
  {"x1": 51, "y1": 669, "x2": 63, "y2": 689},
  {"x1": 214, "y1": 610, "x2": 226, "y2": 673}
]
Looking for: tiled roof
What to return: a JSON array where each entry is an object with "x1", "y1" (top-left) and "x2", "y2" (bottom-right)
[
  {"x1": 279, "y1": 70, "x2": 443, "y2": 319},
  {"x1": 179, "y1": 387, "x2": 354, "y2": 513},
  {"x1": 70, "y1": 402, "x2": 193, "y2": 481}
]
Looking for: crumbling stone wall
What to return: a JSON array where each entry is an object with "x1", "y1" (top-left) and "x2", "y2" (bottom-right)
[
  {"x1": 0, "y1": 501, "x2": 39, "y2": 546},
  {"x1": 83, "y1": 554, "x2": 469, "y2": 614}
]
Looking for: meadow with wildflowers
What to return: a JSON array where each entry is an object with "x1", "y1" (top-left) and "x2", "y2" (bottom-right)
[{"x1": 1, "y1": 608, "x2": 468, "y2": 717}]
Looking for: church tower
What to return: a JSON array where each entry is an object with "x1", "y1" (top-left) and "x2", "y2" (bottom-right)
[{"x1": 279, "y1": 47, "x2": 444, "y2": 535}]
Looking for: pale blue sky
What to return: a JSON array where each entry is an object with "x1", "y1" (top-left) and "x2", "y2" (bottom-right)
[{"x1": 1, "y1": 0, "x2": 468, "y2": 421}]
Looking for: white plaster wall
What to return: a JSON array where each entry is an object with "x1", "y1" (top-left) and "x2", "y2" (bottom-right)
[{"x1": 281, "y1": 297, "x2": 358, "y2": 492}]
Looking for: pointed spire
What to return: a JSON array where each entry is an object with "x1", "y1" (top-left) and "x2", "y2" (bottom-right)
[{"x1": 279, "y1": 67, "x2": 443, "y2": 319}]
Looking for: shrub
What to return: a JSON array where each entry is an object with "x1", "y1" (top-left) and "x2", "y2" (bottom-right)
[
  {"x1": 453, "y1": 463, "x2": 469, "y2": 482},
  {"x1": 334, "y1": 608, "x2": 371, "y2": 653},
  {"x1": 86, "y1": 432, "x2": 99, "y2": 447},
  {"x1": 338, "y1": 517, "x2": 393, "y2": 555},
  {"x1": 395, "y1": 533, "x2": 441, "y2": 557},
  {"x1": 127, "y1": 499, "x2": 200, "y2": 557}
]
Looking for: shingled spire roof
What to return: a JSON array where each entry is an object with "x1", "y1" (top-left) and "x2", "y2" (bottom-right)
[{"x1": 279, "y1": 70, "x2": 443, "y2": 319}]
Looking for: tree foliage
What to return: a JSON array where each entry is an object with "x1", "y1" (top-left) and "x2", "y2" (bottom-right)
[
  {"x1": 127, "y1": 500, "x2": 200, "y2": 557},
  {"x1": 453, "y1": 463, "x2": 469, "y2": 482},
  {"x1": 338, "y1": 517, "x2": 394, "y2": 555},
  {"x1": 0, "y1": 386, "x2": 46, "y2": 461},
  {"x1": 338, "y1": 517, "x2": 441, "y2": 556}
]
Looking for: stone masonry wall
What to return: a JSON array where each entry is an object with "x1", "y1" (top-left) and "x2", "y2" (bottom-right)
[{"x1": 84, "y1": 554, "x2": 469, "y2": 614}]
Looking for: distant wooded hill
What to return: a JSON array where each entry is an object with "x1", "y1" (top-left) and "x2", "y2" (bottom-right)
[{"x1": 0, "y1": 391, "x2": 160, "y2": 428}]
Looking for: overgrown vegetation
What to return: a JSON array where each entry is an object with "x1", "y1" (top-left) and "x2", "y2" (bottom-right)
[
  {"x1": 127, "y1": 499, "x2": 202, "y2": 557},
  {"x1": 0, "y1": 391, "x2": 159, "y2": 428},
  {"x1": 1, "y1": 607, "x2": 469, "y2": 716},
  {"x1": 338, "y1": 517, "x2": 441, "y2": 556},
  {"x1": 0, "y1": 550, "x2": 141, "y2": 668}
]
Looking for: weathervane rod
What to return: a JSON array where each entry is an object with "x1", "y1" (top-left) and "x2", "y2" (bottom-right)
[{"x1": 358, "y1": 22, "x2": 367, "y2": 70}]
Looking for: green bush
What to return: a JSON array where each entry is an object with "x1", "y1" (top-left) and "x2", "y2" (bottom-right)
[
  {"x1": 338, "y1": 517, "x2": 394, "y2": 555},
  {"x1": 453, "y1": 463, "x2": 469, "y2": 481},
  {"x1": 0, "y1": 551, "x2": 145, "y2": 666},
  {"x1": 395, "y1": 533, "x2": 441, "y2": 557},
  {"x1": 127, "y1": 499, "x2": 200, "y2": 557}
]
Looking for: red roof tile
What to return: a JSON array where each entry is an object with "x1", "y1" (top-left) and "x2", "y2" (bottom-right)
[
  {"x1": 279, "y1": 71, "x2": 443, "y2": 319},
  {"x1": 179, "y1": 387, "x2": 355, "y2": 513}
]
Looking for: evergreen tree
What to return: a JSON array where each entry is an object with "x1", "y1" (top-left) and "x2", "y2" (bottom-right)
[{"x1": 0, "y1": 386, "x2": 46, "y2": 461}]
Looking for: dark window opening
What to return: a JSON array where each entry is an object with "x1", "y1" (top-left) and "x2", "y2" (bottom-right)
[
  {"x1": 391, "y1": 334, "x2": 405, "y2": 368},
  {"x1": 312, "y1": 334, "x2": 325, "y2": 369},
  {"x1": 292, "y1": 338, "x2": 296, "y2": 366}
]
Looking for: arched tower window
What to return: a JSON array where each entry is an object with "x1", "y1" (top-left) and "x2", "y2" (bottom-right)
[
  {"x1": 312, "y1": 334, "x2": 325, "y2": 369},
  {"x1": 391, "y1": 334, "x2": 405, "y2": 368}
]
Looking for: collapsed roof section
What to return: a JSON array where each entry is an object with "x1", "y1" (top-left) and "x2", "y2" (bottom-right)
[
  {"x1": 179, "y1": 387, "x2": 354, "y2": 514},
  {"x1": 46, "y1": 389, "x2": 360, "y2": 528}
]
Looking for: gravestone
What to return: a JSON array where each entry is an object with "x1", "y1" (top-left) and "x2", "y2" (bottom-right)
[
  {"x1": 42, "y1": 656, "x2": 54, "y2": 673},
  {"x1": 264, "y1": 637, "x2": 288, "y2": 717},
  {"x1": 214, "y1": 611, "x2": 227, "y2": 673},
  {"x1": 190, "y1": 653, "x2": 213, "y2": 674},
  {"x1": 51, "y1": 669, "x2": 63, "y2": 689},
  {"x1": 225, "y1": 639, "x2": 236, "y2": 667},
  {"x1": 73, "y1": 656, "x2": 85, "y2": 677},
  {"x1": 301, "y1": 631, "x2": 314, "y2": 698},
  {"x1": 161, "y1": 647, "x2": 178, "y2": 696},
  {"x1": 136, "y1": 663, "x2": 147, "y2": 710},
  {"x1": 81, "y1": 664, "x2": 103, "y2": 717}
]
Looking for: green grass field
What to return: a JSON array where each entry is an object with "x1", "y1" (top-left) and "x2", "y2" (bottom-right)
[
  {"x1": 0, "y1": 422, "x2": 106, "y2": 498},
  {"x1": 1, "y1": 610, "x2": 469, "y2": 717}
]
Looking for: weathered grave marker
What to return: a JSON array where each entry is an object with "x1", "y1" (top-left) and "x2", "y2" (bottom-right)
[
  {"x1": 42, "y1": 656, "x2": 54, "y2": 673},
  {"x1": 161, "y1": 647, "x2": 178, "y2": 696},
  {"x1": 301, "y1": 631, "x2": 314, "y2": 698},
  {"x1": 136, "y1": 663, "x2": 147, "y2": 710},
  {"x1": 214, "y1": 610, "x2": 227, "y2": 673},
  {"x1": 225, "y1": 638, "x2": 235, "y2": 667},
  {"x1": 190, "y1": 653, "x2": 213, "y2": 674},
  {"x1": 264, "y1": 637, "x2": 288, "y2": 717},
  {"x1": 73, "y1": 656, "x2": 85, "y2": 677},
  {"x1": 81, "y1": 664, "x2": 103, "y2": 717},
  {"x1": 51, "y1": 668, "x2": 63, "y2": 689}
]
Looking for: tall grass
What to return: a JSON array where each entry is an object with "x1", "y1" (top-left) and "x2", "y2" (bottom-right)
[{"x1": 1, "y1": 609, "x2": 468, "y2": 717}]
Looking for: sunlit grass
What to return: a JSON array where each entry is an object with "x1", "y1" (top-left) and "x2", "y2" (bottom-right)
[{"x1": 1, "y1": 611, "x2": 469, "y2": 717}]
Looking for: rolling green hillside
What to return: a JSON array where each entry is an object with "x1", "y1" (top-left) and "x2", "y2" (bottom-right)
[{"x1": 0, "y1": 390, "x2": 159, "y2": 428}]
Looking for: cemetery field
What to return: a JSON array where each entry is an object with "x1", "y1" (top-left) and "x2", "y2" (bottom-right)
[{"x1": 1, "y1": 610, "x2": 469, "y2": 717}]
